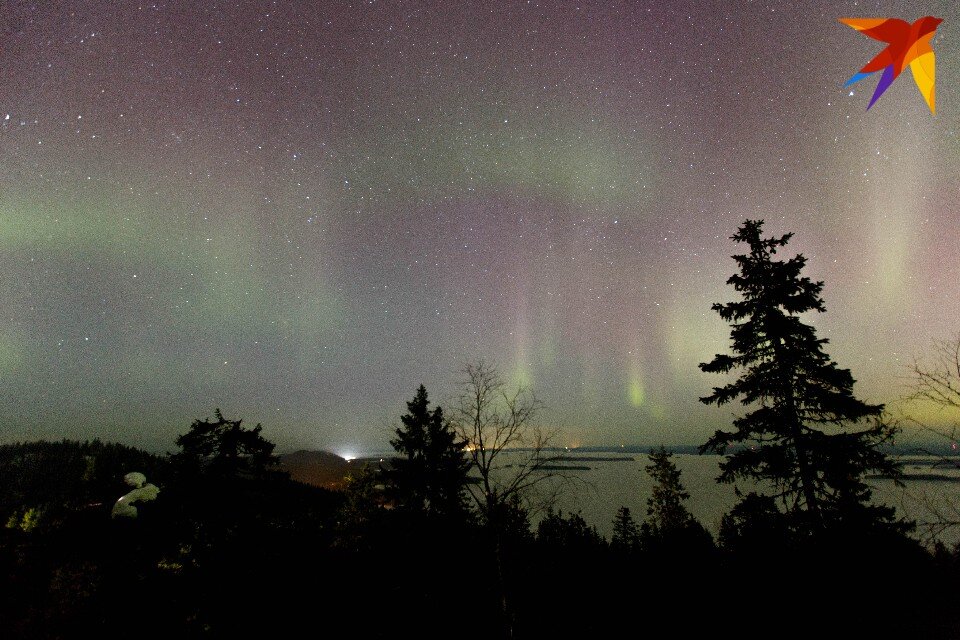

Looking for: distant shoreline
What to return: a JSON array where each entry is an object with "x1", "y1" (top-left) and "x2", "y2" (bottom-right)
[
  {"x1": 320, "y1": 444, "x2": 960, "y2": 459},
  {"x1": 868, "y1": 473, "x2": 960, "y2": 483}
]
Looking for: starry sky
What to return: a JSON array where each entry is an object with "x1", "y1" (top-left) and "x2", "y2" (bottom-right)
[{"x1": 1, "y1": 0, "x2": 958, "y2": 454}]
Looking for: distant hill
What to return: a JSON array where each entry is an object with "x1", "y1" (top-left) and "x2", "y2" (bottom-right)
[{"x1": 279, "y1": 450, "x2": 370, "y2": 490}]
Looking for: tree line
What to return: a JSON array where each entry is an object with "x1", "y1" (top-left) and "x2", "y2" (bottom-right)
[{"x1": 2, "y1": 219, "x2": 960, "y2": 638}]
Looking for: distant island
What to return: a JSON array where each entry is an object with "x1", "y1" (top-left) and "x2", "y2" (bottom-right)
[
  {"x1": 868, "y1": 473, "x2": 960, "y2": 483},
  {"x1": 540, "y1": 465, "x2": 592, "y2": 471},
  {"x1": 277, "y1": 447, "x2": 960, "y2": 490}
]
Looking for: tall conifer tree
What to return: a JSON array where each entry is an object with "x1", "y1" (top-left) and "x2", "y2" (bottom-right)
[
  {"x1": 387, "y1": 385, "x2": 470, "y2": 520},
  {"x1": 699, "y1": 220, "x2": 905, "y2": 536}
]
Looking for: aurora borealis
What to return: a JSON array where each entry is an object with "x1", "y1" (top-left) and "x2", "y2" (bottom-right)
[{"x1": 1, "y1": 1, "x2": 958, "y2": 453}]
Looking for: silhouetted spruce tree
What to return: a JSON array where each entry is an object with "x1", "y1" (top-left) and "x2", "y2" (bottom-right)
[
  {"x1": 386, "y1": 385, "x2": 470, "y2": 520},
  {"x1": 717, "y1": 492, "x2": 791, "y2": 555},
  {"x1": 611, "y1": 506, "x2": 641, "y2": 553},
  {"x1": 699, "y1": 219, "x2": 906, "y2": 537},
  {"x1": 640, "y1": 447, "x2": 714, "y2": 557},
  {"x1": 643, "y1": 447, "x2": 693, "y2": 536},
  {"x1": 491, "y1": 493, "x2": 533, "y2": 545},
  {"x1": 336, "y1": 466, "x2": 389, "y2": 552},
  {"x1": 172, "y1": 408, "x2": 279, "y2": 480},
  {"x1": 536, "y1": 509, "x2": 604, "y2": 550}
]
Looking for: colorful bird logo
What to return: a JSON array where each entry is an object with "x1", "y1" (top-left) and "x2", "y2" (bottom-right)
[{"x1": 840, "y1": 16, "x2": 942, "y2": 114}]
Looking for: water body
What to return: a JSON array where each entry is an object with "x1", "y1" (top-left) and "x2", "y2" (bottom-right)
[{"x1": 495, "y1": 451, "x2": 960, "y2": 547}]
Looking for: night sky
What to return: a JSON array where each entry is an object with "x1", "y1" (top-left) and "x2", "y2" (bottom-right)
[{"x1": 2, "y1": 1, "x2": 958, "y2": 454}]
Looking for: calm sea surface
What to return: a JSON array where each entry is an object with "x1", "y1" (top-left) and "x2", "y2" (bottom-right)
[{"x1": 490, "y1": 452, "x2": 960, "y2": 546}]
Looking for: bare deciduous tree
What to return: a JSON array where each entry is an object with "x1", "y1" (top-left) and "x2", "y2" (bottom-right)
[
  {"x1": 452, "y1": 361, "x2": 562, "y2": 519},
  {"x1": 901, "y1": 333, "x2": 960, "y2": 543},
  {"x1": 909, "y1": 333, "x2": 960, "y2": 425},
  {"x1": 449, "y1": 361, "x2": 565, "y2": 639}
]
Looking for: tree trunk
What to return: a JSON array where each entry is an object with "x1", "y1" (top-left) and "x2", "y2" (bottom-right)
[
  {"x1": 486, "y1": 496, "x2": 513, "y2": 639},
  {"x1": 777, "y1": 337, "x2": 821, "y2": 526},
  {"x1": 792, "y1": 425, "x2": 821, "y2": 524},
  {"x1": 494, "y1": 534, "x2": 513, "y2": 639},
  {"x1": 786, "y1": 378, "x2": 821, "y2": 526}
]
